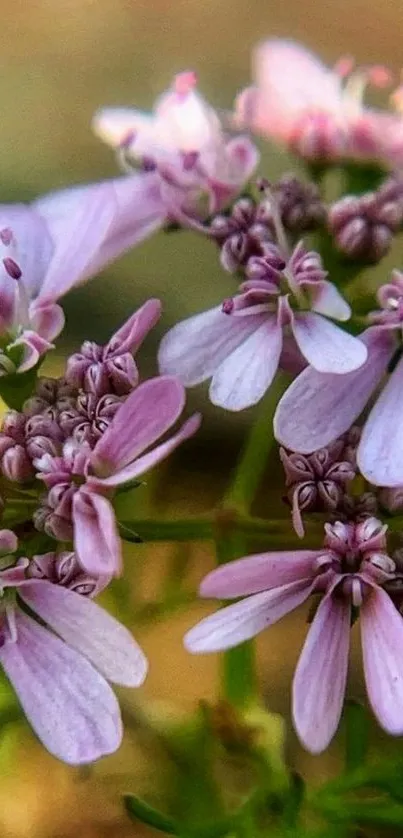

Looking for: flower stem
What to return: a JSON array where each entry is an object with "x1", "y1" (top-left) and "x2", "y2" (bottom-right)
[
  {"x1": 216, "y1": 531, "x2": 256, "y2": 708},
  {"x1": 217, "y1": 379, "x2": 286, "y2": 707},
  {"x1": 224, "y1": 377, "x2": 285, "y2": 515}
]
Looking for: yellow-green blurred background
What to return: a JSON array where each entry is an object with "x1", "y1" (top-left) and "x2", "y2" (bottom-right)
[{"x1": 0, "y1": 2, "x2": 402, "y2": 836}]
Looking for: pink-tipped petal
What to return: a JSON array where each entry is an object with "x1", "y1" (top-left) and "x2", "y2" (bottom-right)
[
  {"x1": 11, "y1": 330, "x2": 53, "y2": 373},
  {"x1": 274, "y1": 327, "x2": 395, "y2": 454},
  {"x1": 246, "y1": 39, "x2": 342, "y2": 139},
  {"x1": 92, "y1": 376, "x2": 187, "y2": 476},
  {"x1": 292, "y1": 589, "x2": 350, "y2": 753},
  {"x1": 73, "y1": 489, "x2": 122, "y2": 576},
  {"x1": 210, "y1": 317, "x2": 282, "y2": 410},
  {"x1": 361, "y1": 585, "x2": 403, "y2": 735},
  {"x1": 224, "y1": 136, "x2": 260, "y2": 185},
  {"x1": 19, "y1": 581, "x2": 148, "y2": 687},
  {"x1": 92, "y1": 107, "x2": 146, "y2": 148},
  {"x1": 0, "y1": 610, "x2": 122, "y2": 764},
  {"x1": 358, "y1": 355, "x2": 403, "y2": 486},
  {"x1": 29, "y1": 301, "x2": 65, "y2": 342},
  {"x1": 310, "y1": 280, "x2": 351, "y2": 321},
  {"x1": 199, "y1": 550, "x2": 320, "y2": 598},
  {"x1": 106, "y1": 299, "x2": 162, "y2": 356},
  {"x1": 89, "y1": 413, "x2": 200, "y2": 488},
  {"x1": 158, "y1": 306, "x2": 266, "y2": 386},
  {"x1": 292, "y1": 313, "x2": 367, "y2": 374},
  {"x1": 184, "y1": 580, "x2": 313, "y2": 653}
]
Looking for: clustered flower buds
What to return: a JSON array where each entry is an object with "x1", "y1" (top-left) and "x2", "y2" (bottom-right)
[
  {"x1": 280, "y1": 438, "x2": 356, "y2": 536},
  {"x1": 328, "y1": 176, "x2": 403, "y2": 263}
]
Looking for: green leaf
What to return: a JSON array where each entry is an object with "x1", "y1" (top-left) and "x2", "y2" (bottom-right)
[
  {"x1": 124, "y1": 795, "x2": 180, "y2": 834},
  {"x1": 344, "y1": 700, "x2": 368, "y2": 773},
  {"x1": 0, "y1": 362, "x2": 40, "y2": 411}
]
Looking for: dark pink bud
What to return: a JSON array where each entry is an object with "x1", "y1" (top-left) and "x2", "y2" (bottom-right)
[
  {"x1": 355, "y1": 517, "x2": 387, "y2": 554},
  {"x1": 318, "y1": 480, "x2": 343, "y2": 508},
  {"x1": 2, "y1": 445, "x2": 34, "y2": 482},
  {"x1": 2, "y1": 411, "x2": 26, "y2": 442},
  {"x1": 27, "y1": 552, "x2": 58, "y2": 581},
  {"x1": 105, "y1": 353, "x2": 138, "y2": 395},
  {"x1": 220, "y1": 233, "x2": 249, "y2": 272},
  {"x1": 26, "y1": 435, "x2": 60, "y2": 460},
  {"x1": 84, "y1": 363, "x2": 110, "y2": 397}
]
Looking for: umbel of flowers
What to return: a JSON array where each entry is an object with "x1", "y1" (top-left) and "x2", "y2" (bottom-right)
[{"x1": 5, "y1": 35, "x2": 403, "y2": 783}]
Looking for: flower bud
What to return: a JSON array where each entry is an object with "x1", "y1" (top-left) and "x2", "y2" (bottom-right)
[{"x1": 2, "y1": 445, "x2": 34, "y2": 482}]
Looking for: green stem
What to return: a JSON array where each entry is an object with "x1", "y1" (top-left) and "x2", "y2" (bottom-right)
[
  {"x1": 216, "y1": 532, "x2": 256, "y2": 708},
  {"x1": 224, "y1": 378, "x2": 285, "y2": 514},
  {"x1": 217, "y1": 381, "x2": 286, "y2": 707},
  {"x1": 119, "y1": 515, "x2": 324, "y2": 546}
]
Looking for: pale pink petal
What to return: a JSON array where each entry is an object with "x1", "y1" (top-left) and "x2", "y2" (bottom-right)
[
  {"x1": 34, "y1": 183, "x2": 117, "y2": 301},
  {"x1": 292, "y1": 589, "x2": 350, "y2": 753},
  {"x1": 243, "y1": 39, "x2": 342, "y2": 139},
  {"x1": 184, "y1": 580, "x2": 313, "y2": 653},
  {"x1": 292, "y1": 312, "x2": 367, "y2": 373},
  {"x1": 0, "y1": 205, "x2": 53, "y2": 298},
  {"x1": 87, "y1": 174, "x2": 165, "y2": 273},
  {"x1": 158, "y1": 306, "x2": 266, "y2": 386},
  {"x1": 310, "y1": 280, "x2": 351, "y2": 321},
  {"x1": 224, "y1": 136, "x2": 260, "y2": 185},
  {"x1": 210, "y1": 317, "x2": 282, "y2": 410},
  {"x1": 73, "y1": 489, "x2": 122, "y2": 576},
  {"x1": 0, "y1": 529, "x2": 18, "y2": 554},
  {"x1": 0, "y1": 609, "x2": 122, "y2": 764},
  {"x1": 92, "y1": 107, "x2": 150, "y2": 148},
  {"x1": 358, "y1": 356, "x2": 403, "y2": 487},
  {"x1": 361, "y1": 585, "x2": 403, "y2": 734},
  {"x1": 19, "y1": 580, "x2": 147, "y2": 687},
  {"x1": 274, "y1": 327, "x2": 395, "y2": 454},
  {"x1": 105, "y1": 298, "x2": 161, "y2": 356},
  {"x1": 199, "y1": 550, "x2": 320, "y2": 598},
  {"x1": 92, "y1": 376, "x2": 186, "y2": 476},
  {"x1": 89, "y1": 413, "x2": 200, "y2": 488},
  {"x1": 11, "y1": 330, "x2": 53, "y2": 373},
  {"x1": 29, "y1": 301, "x2": 65, "y2": 342}
]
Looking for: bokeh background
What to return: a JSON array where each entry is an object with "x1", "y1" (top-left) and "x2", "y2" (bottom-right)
[{"x1": 0, "y1": 1, "x2": 402, "y2": 835}]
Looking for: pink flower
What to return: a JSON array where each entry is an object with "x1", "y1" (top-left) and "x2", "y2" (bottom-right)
[
  {"x1": 185, "y1": 517, "x2": 403, "y2": 752},
  {"x1": 235, "y1": 39, "x2": 397, "y2": 166},
  {"x1": 158, "y1": 241, "x2": 367, "y2": 411},
  {"x1": 274, "y1": 283, "x2": 403, "y2": 486},
  {"x1": 0, "y1": 175, "x2": 164, "y2": 374},
  {"x1": 35, "y1": 377, "x2": 201, "y2": 576},
  {"x1": 93, "y1": 72, "x2": 259, "y2": 215},
  {"x1": 0, "y1": 529, "x2": 147, "y2": 764},
  {"x1": 65, "y1": 299, "x2": 161, "y2": 396}
]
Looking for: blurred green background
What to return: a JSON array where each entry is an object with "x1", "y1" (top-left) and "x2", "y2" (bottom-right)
[{"x1": 0, "y1": 1, "x2": 402, "y2": 836}]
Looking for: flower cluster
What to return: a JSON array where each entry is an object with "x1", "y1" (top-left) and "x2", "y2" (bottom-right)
[{"x1": 6, "y1": 35, "x2": 403, "y2": 774}]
